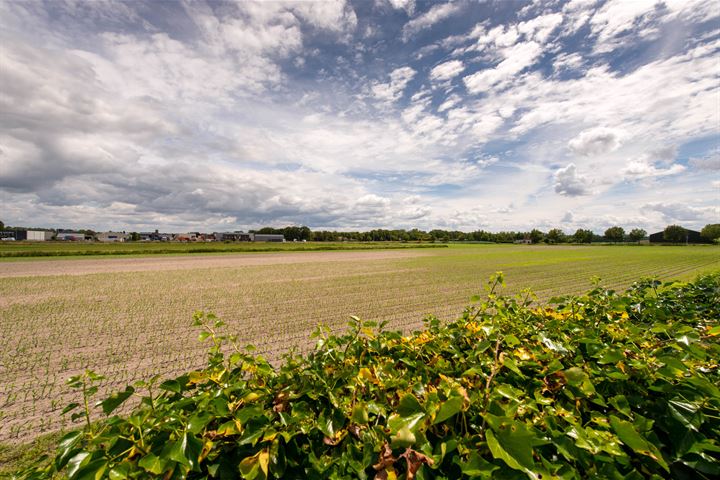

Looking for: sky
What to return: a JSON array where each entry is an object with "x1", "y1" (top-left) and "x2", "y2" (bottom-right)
[{"x1": 1, "y1": 0, "x2": 719, "y2": 233}]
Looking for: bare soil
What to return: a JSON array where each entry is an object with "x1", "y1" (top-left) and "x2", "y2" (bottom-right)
[{"x1": 0, "y1": 250, "x2": 430, "y2": 278}]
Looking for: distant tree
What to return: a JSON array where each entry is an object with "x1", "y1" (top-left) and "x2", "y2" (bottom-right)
[
  {"x1": 546, "y1": 228, "x2": 565, "y2": 244},
  {"x1": 529, "y1": 229, "x2": 544, "y2": 244},
  {"x1": 700, "y1": 224, "x2": 720, "y2": 242},
  {"x1": 130, "y1": 232, "x2": 140, "y2": 242},
  {"x1": 604, "y1": 226, "x2": 625, "y2": 243},
  {"x1": 572, "y1": 228, "x2": 593, "y2": 244},
  {"x1": 0, "y1": 220, "x2": 4, "y2": 230},
  {"x1": 628, "y1": 228, "x2": 647, "y2": 242},
  {"x1": 663, "y1": 225, "x2": 687, "y2": 243}
]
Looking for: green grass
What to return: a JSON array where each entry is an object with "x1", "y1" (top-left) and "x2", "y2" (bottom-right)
[
  {"x1": 0, "y1": 430, "x2": 63, "y2": 479},
  {"x1": 0, "y1": 241, "x2": 445, "y2": 259},
  {"x1": 1, "y1": 244, "x2": 718, "y2": 443}
]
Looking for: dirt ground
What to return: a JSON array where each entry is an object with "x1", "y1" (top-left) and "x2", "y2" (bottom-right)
[{"x1": 0, "y1": 249, "x2": 430, "y2": 277}]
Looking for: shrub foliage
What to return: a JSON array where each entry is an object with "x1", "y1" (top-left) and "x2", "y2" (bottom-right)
[{"x1": 16, "y1": 274, "x2": 720, "y2": 479}]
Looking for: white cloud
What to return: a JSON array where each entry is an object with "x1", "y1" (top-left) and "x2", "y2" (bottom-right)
[
  {"x1": 568, "y1": 127, "x2": 622, "y2": 156},
  {"x1": 371, "y1": 66, "x2": 417, "y2": 103},
  {"x1": 429, "y1": 60, "x2": 465, "y2": 82},
  {"x1": 518, "y1": 12, "x2": 564, "y2": 43},
  {"x1": 463, "y1": 41, "x2": 543, "y2": 94},
  {"x1": 688, "y1": 151, "x2": 720, "y2": 171},
  {"x1": 386, "y1": 0, "x2": 415, "y2": 16},
  {"x1": 554, "y1": 163, "x2": 591, "y2": 196},
  {"x1": 402, "y1": 2, "x2": 464, "y2": 41},
  {"x1": 621, "y1": 161, "x2": 685, "y2": 179},
  {"x1": 641, "y1": 202, "x2": 720, "y2": 223}
]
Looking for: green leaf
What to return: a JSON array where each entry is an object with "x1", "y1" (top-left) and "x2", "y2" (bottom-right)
[
  {"x1": 486, "y1": 415, "x2": 545, "y2": 477},
  {"x1": 168, "y1": 432, "x2": 203, "y2": 470},
  {"x1": 398, "y1": 393, "x2": 424, "y2": 417},
  {"x1": 610, "y1": 416, "x2": 669, "y2": 471},
  {"x1": 108, "y1": 462, "x2": 130, "y2": 480},
  {"x1": 459, "y1": 451, "x2": 499, "y2": 478},
  {"x1": 391, "y1": 426, "x2": 416, "y2": 448},
  {"x1": 74, "y1": 459, "x2": 108, "y2": 480},
  {"x1": 55, "y1": 430, "x2": 83, "y2": 470},
  {"x1": 502, "y1": 356, "x2": 524, "y2": 377},
  {"x1": 433, "y1": 396, "x2": 463, "y2": 425},
  {"x1": 62, "y1": 403, "x2": 80, "y2": 415},
  {"x1": 98, "y1": 386, "x2": 134, "y2": 415},
  {"x1": 138, "y1": 453, "x2": 165, "y2": 475},
  {"x1": 66, "y1": 452, "x2": 90, "y2": 479},
  {"x1": 486, "y1": 430, "x2": 528, "y2": 473},
  {"x1": 188, "y1": 411, "x2": 214, "y2": 434},
  {"x1": 351, "y1": 403, "x2": 369, "y2": 424}
]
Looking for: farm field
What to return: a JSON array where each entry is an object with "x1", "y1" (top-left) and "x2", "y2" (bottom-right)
[
  {"x1": 0, "y1": 240, "x2": 444, "y2": 258},
  {"x1": 1, "y1": 244, "x2": 718, "y2": 443}
]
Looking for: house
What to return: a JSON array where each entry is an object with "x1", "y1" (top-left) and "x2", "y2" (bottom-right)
[
  {"x1": 649, "y1": 228, "x2": 705, "y2": 244},
  {"x1": 514, "y1": 239, "x2": 532, "y2": 244},
  {"x1": 97, "y1": 231, "x2": 129, "y2": 242}
]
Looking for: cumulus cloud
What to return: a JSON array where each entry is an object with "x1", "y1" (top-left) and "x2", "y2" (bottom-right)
[
  {"x1": 1, "y1": 0, "x2": 718, "y2": 232},
  {"x1": 554, "y1": 163, "x2": 591, "y2": 196},
  {"x1": 429, "y1": 60, "x2": 465, "y2": 82},
  {"x1": 402, "y1": 2, "x2": 464, "y2": 41},
  {"x1": 568, "y1": 127, "x2": 622, "y2": 156}
]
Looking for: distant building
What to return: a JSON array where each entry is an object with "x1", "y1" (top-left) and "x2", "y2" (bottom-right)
[
  {"x1": 0, "y1": 230, "x2": 53, "y2": 241},
  {"x1": 514, "y1": 239, "x2": 532, "y2": 244},
  {"x1": 97, "y1": 231, "x2": 129, "y2": 242},
  {"x1": 649, "y1": 228, "x2": 705, "y2": 244},
  {"x1": 56, "y1": 232, "x2": 86, "y2": 241},
  {"x1": 25, "y1": 230, "x2": 53, "y2": 241},
  {"x1": 215, "y1": 231, "x2": 253, "y2": 242},
  {"x1": 253, "y1": 234, "x2": 285, "y2": 242}
]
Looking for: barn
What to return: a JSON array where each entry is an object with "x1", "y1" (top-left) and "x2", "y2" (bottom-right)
[{"x1": 649, "y1": 228, "x2": 705, "y2": 244}]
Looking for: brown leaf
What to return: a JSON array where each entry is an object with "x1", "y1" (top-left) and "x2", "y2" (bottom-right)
[
  {"x1": 272, "y1": 391, "x2": 290, "y2": 413},
  {"x1": 373, "y1": 442, "x2": 397, "y2": 471},
  {"x1": 400, "y1": 448, "x2": 434, "y2": 480}
]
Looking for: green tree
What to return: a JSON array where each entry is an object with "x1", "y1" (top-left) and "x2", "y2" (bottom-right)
[
  {"x1": 572, "y1": 228, "x2": 593, "y2": 243},
  {"x1": 0, "y1": 220, "x2": 4, "y2": 230},
  {"x1": 529, "y1": 229, "x2": 544, "y2": 244},
  {"x1": 628, "y1": 228, "x2": 647, "y2": 242},
  {"x1": 604, "y1": 226, "x2": 625, "y2": 243},
  {"x1": 546, "y1": 228, "x2": 565, "y2": 244},
  {"x1": 700, "y1": 224, "x2": 720, "y2": 242},
  {"x1": 663, "y1": 225, "x2": 687, "y2": 243},
  {"x1": 129, "y1": 232, "x2": 140, "y2": 242}
]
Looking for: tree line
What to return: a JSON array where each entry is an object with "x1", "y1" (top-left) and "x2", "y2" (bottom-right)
[{"x1": 255, "y1": 224, "x2": 720, "y2": 244}]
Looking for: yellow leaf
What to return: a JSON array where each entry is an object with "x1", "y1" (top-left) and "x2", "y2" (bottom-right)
[{"x1": 259, "y1": 449, "x2": 269, "y2": 475}]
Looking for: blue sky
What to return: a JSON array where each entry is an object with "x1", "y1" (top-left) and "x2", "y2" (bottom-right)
[{"x1": 1, "y1": 0, "x2": 718, "y2": 233}]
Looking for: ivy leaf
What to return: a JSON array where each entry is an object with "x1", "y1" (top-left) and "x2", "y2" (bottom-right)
[
  {"x1": 169, "y1": 432, "x2": 203, "y2": 470},
  {"x1": 98, "y1": 386, "x2": 135, "y2": 415},
  {"x1": 486, "y1": 419, "x2": 543, "y2": 477},
  {"x1": 138, "y1": 453, "x2": 165, "y2": 475},
  {"x1": 610, "y1": 416, "x2": 669, "y2": 471},
  {"x1": 55, "y1": 431, "x2": 83, "y2": 470},
  {"x1": 433, "y1": 396, "x2": 463, "y2": 425},
  {"x1": 458, "y1": 451, "x2": 499, "y2": 478}
]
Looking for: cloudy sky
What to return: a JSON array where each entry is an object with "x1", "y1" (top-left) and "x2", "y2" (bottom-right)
[{"x1": 1, "y1": 0, "x2": 718, "y2": 233}]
